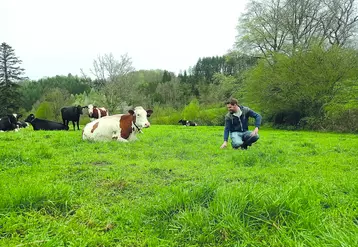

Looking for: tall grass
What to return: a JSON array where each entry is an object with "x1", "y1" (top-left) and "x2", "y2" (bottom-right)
[{"x1": 0, "y1": 126, "x2": 357, "y2": 246}]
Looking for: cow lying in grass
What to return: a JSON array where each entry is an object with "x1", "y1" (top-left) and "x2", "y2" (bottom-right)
[
  {"x1": 82, "y1": 106, "x2": 153, "y2": 142},
  {"x1": 25, "y1": 114, "x2": 69, "y2": 131},
  {"x1": 178, "y1": 119, "x2": 198, "y2": 126},
  {"x1": 0, "y1": 114, "x2": 18, "y2": 132}
]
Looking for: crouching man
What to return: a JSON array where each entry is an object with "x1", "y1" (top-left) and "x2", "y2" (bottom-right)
[{"x1": 220, "y1": 98, "x2": 262, "y2": 150}]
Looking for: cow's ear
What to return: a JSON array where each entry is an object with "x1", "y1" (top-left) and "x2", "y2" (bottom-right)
[
  {"x1": 128, "y1": 110, "x2": 135, "y2": 115},
  {"x1": 146, "y1": 109, "x2": 153, "y2": 117},
  {"x1": 82, "y1": 106, "x2": 88, "y2": 109}
]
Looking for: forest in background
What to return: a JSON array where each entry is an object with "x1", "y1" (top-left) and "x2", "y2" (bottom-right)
[{"x1": 1, "y1": 0, "x2": 358, "y2": 132}]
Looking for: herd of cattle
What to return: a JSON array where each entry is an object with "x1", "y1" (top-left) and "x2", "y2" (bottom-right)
[{"x1": 0, "y1": 104, "x2": 198, "y2": 142}]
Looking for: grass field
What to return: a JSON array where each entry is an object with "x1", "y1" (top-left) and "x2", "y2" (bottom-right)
[{"x1": 0, "y1": 125, "x2": 357, "y2": 246}]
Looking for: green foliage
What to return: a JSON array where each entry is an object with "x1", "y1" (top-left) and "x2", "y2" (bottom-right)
[
  {"x1": 162, "y1": 70, "x2": 172, "y2": 83},
  {"x1": 323, "y1": 79, "x2": 358, "y2": 132},
  {"x1": 35, "y1": 101, "x2": 55, "y2": 120},
  {"x1": 199, "y1": 73, "x2": 241, "y2": 105},
  {"x1": 197, "y1": 107, "x2": 227, "y2": 126},
  {"x1": 19, "y1": 75, "x2": 90, "y2": 112},
  {"x1": 182, "y1": 99, "x2": 200, "y2": 121},
  {"x1": 0, "y1": 127, "x2": 357, "y2": 246},
  {"x1": 42, "y1": 88, "x2": 73, "y2": 121},
  {"x1": 150, "y1": 105, "x2": 182, "y2": 125},
  {"x1": 244, "y1": 45, "x2": 358, "y2": 130}
]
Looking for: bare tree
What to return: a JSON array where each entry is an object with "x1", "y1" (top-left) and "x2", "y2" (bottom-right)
[
  {"x1": 282, "y1": 0, "x2": 324, "y2": 51},
  {"x1": 323, "y1": 0, "x2": 358, "y2": 46},
  {"x1": 90, "y1": 53, "x2": 134, "y2": 83},
  {"x1": 86, "y1": 53, "x2": 136, "y2": 113},
  {"x1": 237, "y1": 0, "x2": 288, "y2": 56},
  {"x1": 236, "y1": 0, "x2": 358, "y2": 56}
]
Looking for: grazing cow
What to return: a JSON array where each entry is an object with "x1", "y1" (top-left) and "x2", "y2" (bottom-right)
[
  {"x1": 61, "y1": 105, "x2": 85, "y2": 130},
  {"x1": 178, "y1": 119, "x2": 198, "y2": 126},
  {"x1": 82, "y1": 106, "x2": 153, "y2": 142},
  {"x1": 87, "y1": 104, "x2": 109, "y2": 120},
  {"x1": 0, "y1": 114, "x2": 18, "y2": 131},
  {"x1": 25, "y1": 114, "x2": 69, "y2": 131}
]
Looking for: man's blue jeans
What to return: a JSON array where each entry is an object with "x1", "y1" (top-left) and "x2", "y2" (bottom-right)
[{"x1": 230, "y1": 131, "x2": 259, "y2": 149}]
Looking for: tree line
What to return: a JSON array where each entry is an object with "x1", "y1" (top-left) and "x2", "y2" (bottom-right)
[{"x1": 1, "y1": 0, "x2": 358, "y2": 131}]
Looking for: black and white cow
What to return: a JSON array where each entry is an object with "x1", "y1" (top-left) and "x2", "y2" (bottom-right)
[
  {"x1": 12, "y1": 114, "x2": 29, "y2": 128},
  {"x1": 0, "y1": 114, "x2": 18, "y2": 131},
  {"x1": 178, "y1": 119, "x2": 198, "y2": 126},
  {"x1": 60, "y1": 105, "x2": 85, "y2": 130},
  {"x1": 17, "y1": 121, "x2": 29, "y2": 128},
  {"x1": 25, "y1": 114, "x2": 69, "y2": 131}
]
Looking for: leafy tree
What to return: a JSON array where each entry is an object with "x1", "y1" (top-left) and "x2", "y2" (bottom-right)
[
  {"x1": 244, "y1": 45, "x2": 358, "y2": 125},
  {"x1": 162, "y1": 70, "x2": 172, "y2": 83},
  {"x1": 0, "y1": 42, "x2": 27, "y2": 115},
  {"x1": 182, "y1": 99, "x2": 200, "y2": 120},
  {"x1": 41, "y1": 88, "x2": 72, "y2": 121},
  {"x1": 199, "y1": 73, "x2": 240, "y2": 105}
]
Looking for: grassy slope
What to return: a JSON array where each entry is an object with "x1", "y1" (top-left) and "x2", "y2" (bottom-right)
[{"x1": 0, "y1": 126, "x2": 357, "y2": 246}]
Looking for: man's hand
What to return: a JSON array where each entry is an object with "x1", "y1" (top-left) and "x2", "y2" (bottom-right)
[
  {"x1": 250, "y1": 127, "x2": 259, "y2": 137},
  {"x1": 220, "y1": 141, "x2": 228, "y2": 149}
]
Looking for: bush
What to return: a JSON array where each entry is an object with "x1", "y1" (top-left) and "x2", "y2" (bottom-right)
[
  {"x1": 150, "y1": 105, "x2": 182, "y2": 125},
  {"x1": 182, "y1": 99, "x2": 200, "y2": 121},
  {"x1": 325, "y1": 108, "x2": 358, "y2": 132},
  {"x1": 35, "y1": 101, "x2": 55, "y2": 120},
  {"x1": 197, "y1": 107, "x2": 227, "y2": 126}
]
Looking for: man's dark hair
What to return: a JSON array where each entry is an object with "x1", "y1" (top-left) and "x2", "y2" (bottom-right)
[{"x1": 226, "y1": 98, "x2": 239, "y2": 106}]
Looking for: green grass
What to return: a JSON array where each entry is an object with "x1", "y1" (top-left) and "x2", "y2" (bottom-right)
[{"x1": 0, "y1": 126, "x2": 357, "y2": 246}]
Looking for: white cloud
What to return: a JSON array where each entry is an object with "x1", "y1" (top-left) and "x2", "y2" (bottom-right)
[{"x1": 2, "y1": 0, "x2": 248, "y2": 79}]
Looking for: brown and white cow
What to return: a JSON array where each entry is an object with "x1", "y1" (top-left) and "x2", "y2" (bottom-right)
[
  {"x1": 82, "y1": 106, "x2": 153, "y2": 142},
  {"x1": 87, "y1": 104, "x2": 109, "y2": 121}
]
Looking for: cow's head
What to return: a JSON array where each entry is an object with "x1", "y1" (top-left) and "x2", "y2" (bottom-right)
[
  {"x1": 24, "y1": 114, "x2": 35, "y2": 123},
  {"x1": 76, "y1": 105, "x2": 84, "y2": 115},
  {"x1": 128, "y1": 106, "x2": 153, "y2": 129},
  {"x1": 87, "y1": 104, "x2": 95, "y2": 117},
  {"x1": 13, "y1": 114, "x2": 22, "y2": 121}
]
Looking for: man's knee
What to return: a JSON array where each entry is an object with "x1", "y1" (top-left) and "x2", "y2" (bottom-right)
[
  {"x1": 231, "y1": 138, "x2": 244, "y2": 148},
  {"x1": 246, "y1": 134, "x2": 259, "y2": 145}
]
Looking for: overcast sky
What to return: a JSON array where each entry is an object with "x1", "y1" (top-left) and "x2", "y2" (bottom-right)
[{"x1": 2, "y1": 0, "x2": 249, "y2": 80}]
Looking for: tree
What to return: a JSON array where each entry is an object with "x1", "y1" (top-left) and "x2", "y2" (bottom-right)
[
  {"x1": 90, "y1": 53, "x2": 134, "y2": 88},
  {"x1": 41, "y1": 88, "x2": 72, "y2": 121},
  {"x1": 87, "y1": 53, "x2": 136, "y2": 112},
  {"x1": 323, "y1": 0, "x2": 358, "y2": 46},
  {"x1": 161, "y1": 70, "x2": 172, "y2": 83},
  {"x1": 0, "y1": 42, "x2": 27, "y2": 115},
  {"x1": 236, "y1": 0, "x2": 358, "y2": 56},
  {"x1": 244, "y1": 45, "x2": 358, "y2": 125}
]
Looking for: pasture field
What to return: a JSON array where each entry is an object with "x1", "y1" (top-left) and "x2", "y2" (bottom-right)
[{"x1": 0, "y1": 125, "x2": 357, "y2": 247}]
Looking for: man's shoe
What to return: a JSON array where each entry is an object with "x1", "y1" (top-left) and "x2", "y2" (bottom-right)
[{"x1": 240, "y1": 144, "x2": 248, "y2": 150}]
